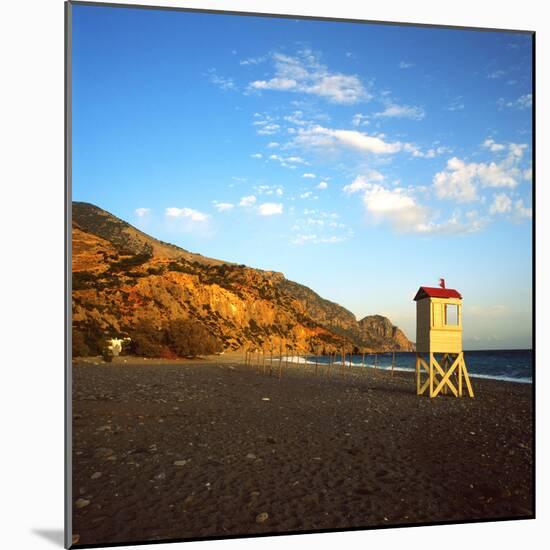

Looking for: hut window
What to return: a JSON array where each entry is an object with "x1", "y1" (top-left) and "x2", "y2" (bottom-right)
[{"x1": 445, "y1": 304, "x2": 459, "y2": 326}]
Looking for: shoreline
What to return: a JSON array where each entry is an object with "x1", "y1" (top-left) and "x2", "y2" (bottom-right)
[{"x1": 74, "y1": 351, "x2": 533, "y2": 385}]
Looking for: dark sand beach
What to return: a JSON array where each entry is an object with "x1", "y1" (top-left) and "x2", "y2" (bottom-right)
[{"x1": 71, "y1": 353, "x2": 533, "y2": 546}]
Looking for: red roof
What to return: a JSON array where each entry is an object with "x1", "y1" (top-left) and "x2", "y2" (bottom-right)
[{"x1": 413, "y1": 286, "x2": 462, "y2": 301}]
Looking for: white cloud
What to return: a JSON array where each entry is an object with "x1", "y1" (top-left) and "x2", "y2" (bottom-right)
[
  {"x1": 362, "y1": 185, "x2": 426, "y2": 231},
  {"x1": 300, "y1": 191, "x2": 314, "y2": 199},
  {"x1": 302, "y1": 172, "x2": 316, "y2": 179},
  {"x1": 446, "y1": 97, "x2": 465, "y2": 111},
  {"x1": 399, "y1": 61, "x2": 414, "y2": 69},
  {"x1": 239, "y1": 55, "x2": 267, "y2": 66},
  {"x1": 292, "y1": 234, "x2": 346, "y2": 245},
  {"x1": 374, "y1": 103, "x2": 425, "y2": 120},
  {"x1": 513, "y1": 199, "x2": 532, "y2": 219},
  {"x1": 267, "y1": 142, "x2": 280, "y2": 148},
  {"x1": 248, "y1": 49, "x2": 371, "y2": 104},
  {"x1": 283, "y1": 111, "x2": 308, "y2": 126},
  {"x1": 497, "y1": 93, "x2": 532, "y2": 110},
  {"x1": 165, "y1": 207, "x2": 209, "y2": 222},
  {"x1": 523, "y1": 167, "x2": 532, "y2": 181},
  {"x1": 207, "y1": 70, "x2": 236, "y2": 91},
  {"x1": 476, "y1": 162, "x2": 518, "y2": 188},
  {"x1": 252, "y1": 77, "x2": 296, "y2": 91},
  {"x1": 488, "y1": 69, "x2": 506, "y2": 79},
  {"x1": 482, "y1": 138, "x2": 506, "y2": 152},
  {"x1": 508, "y1": 143, "x2": 528, "y2": 158},
  {"x1": 317, "y1": 181, "x2": 328, "y2": 190},
  {"x1": 250, "y1": 153, "x2": 263, "y2": 159},
  {"x1": 258, "y1": 202, "x2": 283, "y2": 216},
  {"x1": 433, "y1": 144, "x2": 528, "y2": 202},
  {"x1": 212, "y1": 201, "x2": 235, "y2": 212},
  {"x1": 254, "y1": 184, "x2": 284, "y2": 196},
  {"x1": 293, "y1": 124, "x2": 444, "y2": 160},
  {"x1": 433, "y1": 158, "x2": 480, "y2": 202},
  {"x1": 489, "y1": 193, "x2": 512, "y2": 214},
  {"x1": 252, "y1": 114, "x2": 281, "y2": 135},
  {"x1": 135, "y1": 208, "x2": 150, "y2": 217},
  {"x1": 269, "y1": 153, "x2": 307, "y2": 168},
  {"x1": 351, "y1": 113, "x2": 370, "y2": 127},
  {"x1": 257, "y1": 124, "x2": 280, "y2": 135},
  {"x1": 361, "y1": 184, "x2": 486, "y2": 234},
  {"x1": 294, "y1": 125, "x2": 402, "y2": 155},
  {"x1": 343, "y1": 172, "x2": 384, "y2": 194},
  {"x1": 291, "y1": 211, "x2": 352, "y2": 244},
  {"x1": 405, "y1": 144, "x2": 450, "y2": 158},
  {"x1": 239, "y1": 195, "x2": 257, "y2": 207}
]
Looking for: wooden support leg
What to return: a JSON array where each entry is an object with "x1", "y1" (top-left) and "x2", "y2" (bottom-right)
[
  {"x1": 442, "y1": 354, "x2": 448, "y2": 395},
  {"x1": 458, "y1": 356, "x2": 463, "y2": 397},
  {"x1": 416, "y1": 354, "x2": 420, "y2": 395},
  {"x1": 461, "y1": 353, "x2": 474, "y2": 398},
  {"x1": 429, "y1": 353, "x2": 435, "y2": 398}
]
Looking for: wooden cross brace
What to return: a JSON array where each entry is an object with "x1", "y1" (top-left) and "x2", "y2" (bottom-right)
[
  {"x1": 432, "y1": 354, "x2": 459, "y2": 397},
  {"x1": 415, "y1": 352, "x2": 474, "y2": 398}
]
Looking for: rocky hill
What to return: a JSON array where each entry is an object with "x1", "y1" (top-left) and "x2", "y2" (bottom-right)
[
  {"x1": 357, "y1": 315, "x2": 413, "y2": 352},
  {"x1": 72, "y1": 202, "x2": 414, "y2": 355}
]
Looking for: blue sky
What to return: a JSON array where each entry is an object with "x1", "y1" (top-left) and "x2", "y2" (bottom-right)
[{"x1": 71, "y1": 5, "x2": 533, "y2": 349}]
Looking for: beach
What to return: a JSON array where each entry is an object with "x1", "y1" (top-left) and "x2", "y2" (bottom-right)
[{"x1": 71, "y1": 353, "x2": 533, "y2": 546}]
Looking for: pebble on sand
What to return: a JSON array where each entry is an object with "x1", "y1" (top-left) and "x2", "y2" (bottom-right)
[
  {"x1": 246, "y1": 453, "x2": 257, "y2": 460},
  {"x1": 94, "y1": 448, "x2": 115, "y2": 459},
  {"x1": 91, "y1": 472, "x2": 102, "y2": 480},
  {"x1": 255, "y1": 512, "x2": 269, "y2": 524},
  {"x1": 173, "y1": 460, "x2": 188, "y2": 466},
  {"x1": 75, "y1": 498, "x2": 90, "y2": 509}
]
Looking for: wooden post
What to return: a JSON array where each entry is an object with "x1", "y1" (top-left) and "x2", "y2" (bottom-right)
[
  {"x1": 458, "y1": 354, "x2": 463, "y2": 397},
  {"x1": 429, "y1": 352, "x2": 435, "y2": 398},
  {"x1": 415, "y1": 354, "x2": 420, "y2": 394},
  {"x1": 315, "y1": 348, "x2": 318, "y2": 376},
  {"x1": 285, "y1": 346, "x2": 289, "y2": 370},
  {"x1": 345, "y1": 350, "x2": 349, "y2": 378}
]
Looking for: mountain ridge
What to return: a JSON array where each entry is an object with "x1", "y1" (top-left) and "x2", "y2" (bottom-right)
[{"x1": 71, "y1": 202, "x2": 414, "y2": 355}]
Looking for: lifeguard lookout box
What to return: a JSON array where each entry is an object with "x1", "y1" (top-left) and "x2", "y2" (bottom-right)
[{"x1": 413, "y1": 280, "x2": 474, "y2": 398}]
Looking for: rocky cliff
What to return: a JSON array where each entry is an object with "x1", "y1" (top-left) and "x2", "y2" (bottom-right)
[{"x1": 72, "y1": 202, "x2": 414, "y2": 354}]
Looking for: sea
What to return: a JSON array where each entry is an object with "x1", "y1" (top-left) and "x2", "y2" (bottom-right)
[{"x1": 285, "y1": 350, "x2": 533, "y2": 384}]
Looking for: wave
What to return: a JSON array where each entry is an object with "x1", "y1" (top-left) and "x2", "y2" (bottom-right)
[{"x1": 279, "y1": 356, "x2": 532, "y2": 384}]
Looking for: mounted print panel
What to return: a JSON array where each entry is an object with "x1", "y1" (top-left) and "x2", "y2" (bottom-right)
[{"x1": 66, "y1": 2, "x2": 534, "y2": 547}]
